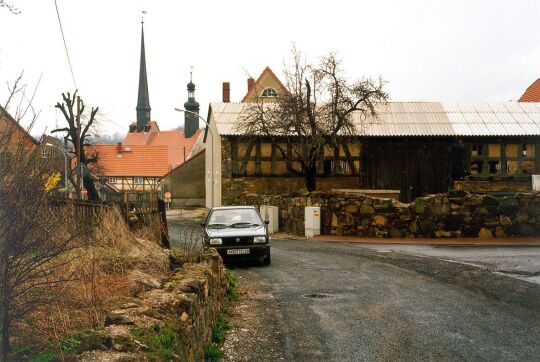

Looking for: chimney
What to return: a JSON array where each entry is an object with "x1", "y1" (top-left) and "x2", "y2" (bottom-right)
[
  {"x1": 222, "y1": 82, "x2": 230, "y2": 103},
  {"x1": 247, "y1": 77, "x2": 255, "y2": 92},
  {"x1": 117, "y1": 142, "x2": 122, "y2": 157}
]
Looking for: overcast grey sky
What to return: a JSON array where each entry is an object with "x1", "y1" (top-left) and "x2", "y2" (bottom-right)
[{"x1": 1, "y1": 0, "x2": 539, "y2": 136}]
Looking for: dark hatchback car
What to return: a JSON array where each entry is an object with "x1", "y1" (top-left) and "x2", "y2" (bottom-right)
[{"x1": 202, "y1": 206, "x2": 271, "y2": 265}]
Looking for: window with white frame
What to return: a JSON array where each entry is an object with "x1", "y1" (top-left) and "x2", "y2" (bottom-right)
[
  {"x1": 107, "y1": 177, "x2": 117, "y2": 184},
  {"x1": 133, "y1": 176, "x2": 144, "y2": 185},
  {"x1": 41, "y1": 149, "x2": 55, "y2": 158},
  {"x1": 261, "y1": 88, "x2": 278, "y2": 97}
]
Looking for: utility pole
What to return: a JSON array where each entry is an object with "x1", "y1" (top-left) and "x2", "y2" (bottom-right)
[{"x1": 76, "y1": 95, "x2": 82, "y2": 199}]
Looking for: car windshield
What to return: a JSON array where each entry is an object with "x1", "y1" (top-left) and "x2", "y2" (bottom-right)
[{"x1": 207, "y1": 208, "x2": 262, "y2": 228}]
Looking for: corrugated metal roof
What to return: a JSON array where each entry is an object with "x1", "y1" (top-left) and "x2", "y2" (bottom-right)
[{"x1": 209, "y1": 101, "x2": 540, "y2": 137}]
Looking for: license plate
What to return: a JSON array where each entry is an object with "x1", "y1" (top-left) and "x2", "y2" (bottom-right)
[{"x1": 227, "y1": 248, "x2": 250, "y2": 255}]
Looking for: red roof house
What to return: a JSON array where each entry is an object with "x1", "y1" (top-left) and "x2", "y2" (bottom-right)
[{"x1": 519, "y1": 79, "x2": 540, "y2": 102}]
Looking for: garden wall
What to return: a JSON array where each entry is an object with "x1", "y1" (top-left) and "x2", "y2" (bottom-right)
[{"x1": 240, "y1": 190, "x2": 540, "y2": 238}]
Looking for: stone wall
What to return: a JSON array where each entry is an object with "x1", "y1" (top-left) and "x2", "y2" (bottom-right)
[
  {"x1": 222, "y1": 176, "x2": 360, "y2": 206},
  {"x1": 241, "y1": 190, "x2": 540, "y2": 238},
  {"x1": 454, "y1": 177, "x2": 533, "y2": 193},
  {"x1": 78, "y1": 249, "x2": 228, "y2": 361}
]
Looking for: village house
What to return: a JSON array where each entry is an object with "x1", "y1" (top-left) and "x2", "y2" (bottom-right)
[
  {"x1": 519, "y1": 78, "x2": 540, "y2": 102},
  {"x1": 0, "y1": 106, "x2": 38, "y2": 153},
  {"x1": 87, "y1": 143, "x2": 168, "y2": 201}
]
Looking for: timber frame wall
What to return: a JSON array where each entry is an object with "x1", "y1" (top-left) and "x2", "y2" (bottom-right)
[
  {"x1": 462, "y1": 137, "x2": 540, "y2": 178},
  {"x1": 226, "y1": 136, "x2": 362, "y2": 177},
  {"x1": 99, "y1": 175, "x2": 161, "y2": 202},
  {"x1": 221, "y1": 135, "x2": 540, "y2": 203}
]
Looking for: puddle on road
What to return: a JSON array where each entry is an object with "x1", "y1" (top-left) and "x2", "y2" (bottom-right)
[{"x1": 304, "y1": 293, "x2": 331, "y2": 299}]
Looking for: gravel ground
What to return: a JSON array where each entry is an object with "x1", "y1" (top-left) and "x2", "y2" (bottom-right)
[
  {"x1": 222, "y1": 270, "x2": 286, "y2": 361},
  {"x1": 223, "y1": 239, "x2": 540, "y2": 361}
]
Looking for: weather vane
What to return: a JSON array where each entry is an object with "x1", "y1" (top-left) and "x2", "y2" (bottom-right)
[
  {"x1": 190, "y1": 66, "x2": 194, "y2": 82},
  {"x1": 141, "y1": 10, "x2": 147, "y2": 24}
]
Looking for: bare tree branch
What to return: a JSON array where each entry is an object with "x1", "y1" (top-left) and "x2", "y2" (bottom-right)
[{"x1": 238, "y1": 47, "x2": 388, "y2": 191}]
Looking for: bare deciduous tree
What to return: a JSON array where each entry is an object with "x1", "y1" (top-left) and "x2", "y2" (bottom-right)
[
  {"x1": 0, "y1": 79, "x2": 87, "y2": 360},
  {"x1": 52, "y1": 91, "x2": 101, "y2": 200},
  {"x1": 239, "y1": 48, "x2": 388, "y2": 191},
  {"x1": 0, "y1": 0, "x2": 20, "y2": 14}
]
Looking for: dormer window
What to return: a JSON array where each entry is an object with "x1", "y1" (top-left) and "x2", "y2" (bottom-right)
[{"x1": 261, "y1": 88, "x2": 278, "y2": 97}]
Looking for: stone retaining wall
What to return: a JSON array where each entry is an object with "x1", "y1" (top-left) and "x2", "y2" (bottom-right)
[
  {"x1": 78, "y1": 249, "x2": 229, "y2": 361},
  {"x1": 241, "y1": 190, "x2": 540, "y2": 238}
]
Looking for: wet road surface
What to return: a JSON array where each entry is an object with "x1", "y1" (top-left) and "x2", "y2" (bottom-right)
[{"x1": 223, "y1": 239, "x2": 540, "y2": 361}]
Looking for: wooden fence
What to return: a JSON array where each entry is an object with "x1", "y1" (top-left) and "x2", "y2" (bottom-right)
[{"x1": 50, "y1": 197, "x2": 170, "y2": 247}]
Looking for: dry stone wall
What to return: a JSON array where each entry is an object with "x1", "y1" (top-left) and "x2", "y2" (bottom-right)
[
  {"x1": 78, "y1": 249, "x2": 229, "y2": 361},
  {"x1": 241, "y1": 190, "x2": 540, "y2": 238}
]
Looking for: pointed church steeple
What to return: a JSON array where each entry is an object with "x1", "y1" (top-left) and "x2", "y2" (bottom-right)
[
  {"x1": 136, "y1": 19, "x2": 151, "y2": 132},
  {"x1": 183, "y1": 69, "x2": 200, "y2": 138}
]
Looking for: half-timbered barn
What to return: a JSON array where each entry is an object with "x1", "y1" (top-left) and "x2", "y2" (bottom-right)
[{"x1": 204, "y1": 101, "x2": 540, "y2": 205}]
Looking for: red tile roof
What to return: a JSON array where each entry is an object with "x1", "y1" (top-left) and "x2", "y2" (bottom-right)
[
  {"x1": 519, "y1": 79, "x2": 540, "y2": 102},
  {"x1": 123, "y1": 128, "x2": 202, "y2": 170},
  {"x1": 88, "y1": 144, "x2": 169, "y2": 177}
]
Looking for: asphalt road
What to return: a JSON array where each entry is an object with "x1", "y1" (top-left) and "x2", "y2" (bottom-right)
[
  {"x1": 223, "y1": 239, "x2": 540, "y2": 362},
  {"x1": 357, "y1": 243, "x2": 540, "y2": 284}
]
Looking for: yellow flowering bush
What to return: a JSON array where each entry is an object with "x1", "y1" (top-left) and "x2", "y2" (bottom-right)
[{"x1": 43, "y1": 172, "x2": 62, "y2": 192}]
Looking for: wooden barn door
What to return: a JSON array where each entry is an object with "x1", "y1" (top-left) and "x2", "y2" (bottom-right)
[{"x1": 360, "y1": 140, "x2": 452, "y2": 202}]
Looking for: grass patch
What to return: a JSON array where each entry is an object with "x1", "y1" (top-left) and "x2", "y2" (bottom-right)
[
  {"x1": 132, "y1": 323, "x2": 185, "y2": 360},
  {"x1": 29, "y1": 350, "x2": 54, "y2": 362},
  {"x1": 204, "y1": 342, "x2": 222, "y2": 361},
  {"x1": 204, "y1": 311, "x2": 229, "y2": 361},
  {"x1": 212, "y1": 314, "x2": 228, "y2": 344},
  {"x1": 16, "y1": 334, "x2": 82, "y2": 361},
  {"x1": 225, "y1": 269, "x2": 238, "y2": 301}
]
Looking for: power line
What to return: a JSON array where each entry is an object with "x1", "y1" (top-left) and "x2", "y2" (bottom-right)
[{"x1": 53, "y1": 0, "x2": 77, "y2": 90}]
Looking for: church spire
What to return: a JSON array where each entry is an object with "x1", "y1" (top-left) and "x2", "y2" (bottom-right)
[
  {"x1": 184, "y1": 67, "x2": 200, "y2": 138},
  {"x1": 136, "y1": 18, "x2": 151, "y2": 132}
]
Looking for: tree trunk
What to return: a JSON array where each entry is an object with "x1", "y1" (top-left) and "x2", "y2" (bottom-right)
[
  {"x1": 83, "y1": 175, "x2": 100, "y2": 201},
  {"x1": 2, "y1": 298, "x2": 10, "y2": 361}
]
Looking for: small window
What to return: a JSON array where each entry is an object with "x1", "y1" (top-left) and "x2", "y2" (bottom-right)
[
  {"x1": 107, "y1": 177, "x2": 117, "y2": 184},
  {"x1": 261, "y1": 88, "x2": 278, "y2": 97},
  {"x1": 488, "y1": 161, "x2": 500, "y2": 174},
  {"x1": 42, "y1": 149, "x2": 55, "y2": 159},
  {"x1": 471, "y1": 145, "x2": 483, "y2": 157},
  {"x1": 470, "y1": 161, "x2": 483, "y2": 174},
  {"x1": 134, "y1": 177, "x2": 144, "y2": 185}
]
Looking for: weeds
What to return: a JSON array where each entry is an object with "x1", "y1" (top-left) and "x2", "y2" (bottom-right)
[
  {"x1": 178, "y1": 228, "x2": 204, "y2": 263},
  {"x1": 204, "y1": 343, "x2": 222, "y2": 361},
  {"x1": 212, "y1": 314, "x2": 228, "y2": 344},
  {"x1": 132, "y1": 323, "x2": 185, "y2": 360},
  {"x1": 226, "y1": 269, "x2": 238, "y2": 301},
  {"x1": 204, "y1": 312, "x2": 229, "y2": 361}
]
